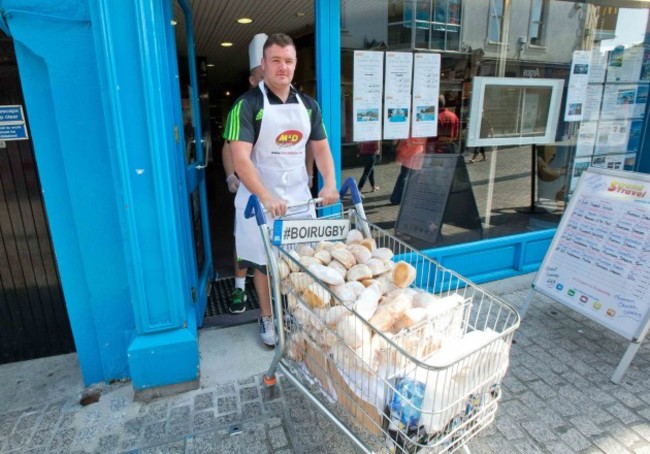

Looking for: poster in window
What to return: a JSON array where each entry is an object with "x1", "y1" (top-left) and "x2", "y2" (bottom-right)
[
  {"x1": 607, "y1": 45, "x2": 644, "y2": 83},
  {"x1": 384, "y1": 52, "x2": 413, "y2": 140},
  {"x1": 564, "y1": 50, "x2": 591, "y2": 122},
  {"x1": 576, "y1": 121, "x2": 597, "y2": 157},
  {"x1": 411, "y1": 53, "x2": 440, "y2": 138},
  {"x1": 353, "y1": 51, "x2": 384, "y2": 142}
]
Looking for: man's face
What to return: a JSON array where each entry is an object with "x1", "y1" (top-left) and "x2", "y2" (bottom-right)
[
  {"x1": 261, "y1": 44, "x2": 296, "y2": 90},
  {"x1": 249, "y1": 66, "x2": 264, "y2": 88}
]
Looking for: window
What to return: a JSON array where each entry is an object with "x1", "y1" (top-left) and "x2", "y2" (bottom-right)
[
  {"x1": 488, "y1": 0, "x2": 504, "y2": 42},
  {"x1": 528, "y1": 0, "x2": 546, "y2": 46}
]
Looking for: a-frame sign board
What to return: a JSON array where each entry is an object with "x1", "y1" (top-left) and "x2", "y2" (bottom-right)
[
  {"x1": 521, "y1": 167, "x2": 650, "y2": 383},
  {"x1": 395, "y1": 154, "x2": 482, "y2": 245}
]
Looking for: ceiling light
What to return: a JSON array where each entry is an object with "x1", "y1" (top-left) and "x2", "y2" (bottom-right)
[
  {"x1": 296, "y1": 12, "x2": 305, "y2": 17},
  {"x1": 237, "y1": 17, "x2": 253, "y2": 24},
  {"x1": 225, "y1": 91, "x2": 231, "y2": 96},
  {"x1": 221, "y1": 42, "x2": 233, "y2": 47},
  {"x1": 171, "y1": 19, "x2": 178, "y2": 26},
  {"x1": 207, "y1": 63, "x2": 215, "y2": 67}
]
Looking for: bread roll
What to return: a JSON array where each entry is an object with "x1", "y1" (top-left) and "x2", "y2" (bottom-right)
[
  {"x1": 365, "y1": 258, "x2": 388, "y2": 276},
  {"x1": 331, "y1": 241, "x2": 348, "y2": 250},
  {"x1": 368, "y1": 306, "x2": 395, "y2": 332},
  {"x1": 330, "y1": 283, "x2": 357, "y2": 305},
  {"x1": 328, "y1": 259, "x2": 348, "y2": 280},
  {"x1": 336, "y1": 315, "x2": 372, "y2": 349},
  {"x1": 303, "y1": 282, "x2": 332, "y2": 309},
  {"x1": 283, "y1": 249, "x2": 301, "y2": 272},
  {"x1": 354, "y1": 283, "x2": 382, "y2": 320},
  {"x1": 300, "y1": 256, "x2": 322, "y2": 268},
  {"x1": 313, "y1": 249, "x2": 332, "y2": 265},
  {"x1": 289, "y1": 272, "x2": 311, "y2": 292},
  {"x1": 372, "y1": 247, "x2": 394, "y2": 260},
  {"x1": 325, "y1": 305, "x2": 349, "y2": 327},
  {"x1": 383, "y1": 293, "x2": 413, "y2": 317},
  {"x1": 412, "y1": 292, "x2": 440, "y2": 310},
  {"x1": 296, "y1": 244, "x2": 314, "y2": 257},
  {"x1": 307, "y1": 263, "x2": 345, "y2": 286},
  {"x1": 391, "y1": 261, "x2": 417, "y2": 288},
  {"x1": 346, "y1": 229, "x2": 364, "y2": 244},
  {"x1": 277, "y1": 260, "x2": 290, "y2": 280},
  {"x1": 346, "y1": 281, "x2": 367, "y2": 299},
  {"x1": 330, "y1": 248, "x2": 356, "y2": 269},
  {"x1": 392, "y1": 307, "x2": 428, "y2": 333},
  {"x1": 348, "y1": 244, "x2": 372, "y2": 264},
  {"x1": 359, "y1": 238, "x2": 377, "y2": 252},
  {"x1": 315, "y1": 240, "x2": 335, "y2": 251},
  {"x1": 347, "y1": 263, "x2": 373, "y2": 282}
]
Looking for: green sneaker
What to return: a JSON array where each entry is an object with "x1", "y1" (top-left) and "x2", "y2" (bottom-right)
[{"x1": 228, "y1": 288, "x2": 247, "y2": 314}]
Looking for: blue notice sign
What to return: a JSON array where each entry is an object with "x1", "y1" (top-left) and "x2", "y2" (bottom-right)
[{"x1": 0, "y1": 105, "x2": 29, "y2": 140}]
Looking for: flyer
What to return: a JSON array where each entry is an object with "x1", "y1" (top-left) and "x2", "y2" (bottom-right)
[
  {"x1": 411, "y1": 53, "x2": 440, "y2": 138},
  {"x1": 564, "y1": 50, "x2": 591, "y2": 122},
  {"x1": 594, "y1": 120, "x2": 630, "y2": 155},
  {"x1": 582, "y1": 84, "x2": 603, "y2": 122},
  {"x1": 607, "y1": 45, "x2": 644, "y2": 83},
  {"x1": 353, "y1": 51, "x2": 384, "y2": 142},
  {"x1": 600, "y1": 84, "x2": 637, "y2": 120},
  {"x1": 588, "y1": 47, "x2": 607, "y2": 84},
  {"x1": 384, "y1": 52, "x2": 413, "y2": 140},
  {"x1": 575, "y1": 121, "x2": 597, "y2": 157}
]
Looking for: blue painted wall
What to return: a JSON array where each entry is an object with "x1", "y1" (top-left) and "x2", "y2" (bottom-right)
[
  {"x1": 0, "y1": 0, "x2": 133, "y2": 383},
  {"x1": 1, "y1": 0, "x2": 200, "y2": 389}
]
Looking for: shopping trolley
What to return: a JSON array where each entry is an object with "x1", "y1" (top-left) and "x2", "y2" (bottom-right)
[{"x1": 244, "y1": 177, "x2": 520, "y2": 453}]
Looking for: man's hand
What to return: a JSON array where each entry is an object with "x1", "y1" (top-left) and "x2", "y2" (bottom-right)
[
  {"x1": 261, "y1": 196, "x2": 288, "y2": 217},
  {"x1": 318, "y1": 184, "x2": 339, "y2": 206},
  {"x1": 226, "y1": 174, "x2": 240, "y2": 193}
]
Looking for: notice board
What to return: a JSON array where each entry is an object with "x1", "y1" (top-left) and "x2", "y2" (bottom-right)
[
  {"x1": 395, "y1": 154, "x2": 482, "y2": 244},
  {"x1": 533, "y1": 167, "x2": 650, "y2": 340}
]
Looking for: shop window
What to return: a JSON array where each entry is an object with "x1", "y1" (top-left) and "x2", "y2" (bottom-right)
[
  {"x1": 387, "y1": 0, "x2": 462, "y2": 51},
  {"x1": 528, "y1": 0, "x2": 547, "y2": 46},
  {"x1": 488, "y1": 0, "x2": 504, "y2": 43}
]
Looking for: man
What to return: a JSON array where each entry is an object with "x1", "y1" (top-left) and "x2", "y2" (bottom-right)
[
  {"x1": 221, "y1": 33, "x2": 266, "y2": 315},
  {"x1": 224, "y1": 33, "x2": 339, "y2": 346},
  {"x1": 430, "y1": 94, "x2": 460, "y2": 154}
]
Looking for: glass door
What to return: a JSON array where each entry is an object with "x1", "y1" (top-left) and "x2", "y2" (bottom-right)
[{"x1": 174, "y1": 0, "x2": 214, "y2": 326}]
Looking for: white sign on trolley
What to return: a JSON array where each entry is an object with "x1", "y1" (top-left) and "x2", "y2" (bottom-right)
[
  {"x1": 272, "y1": 219, "x2": 351, "y2": 246},
  {"x1": 523, "y1": 167, "x2": 650, "y2": 383}
]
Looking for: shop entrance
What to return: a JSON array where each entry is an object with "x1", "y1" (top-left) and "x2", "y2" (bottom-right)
[
  {"x1": 0, "y1": 37, "x2": 75, "y2": 364},
  {"x1": 173, "y1": 1, "x2": 317, "y2": 325}
]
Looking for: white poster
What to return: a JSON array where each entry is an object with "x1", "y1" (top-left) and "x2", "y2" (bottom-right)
[
  {"x1": 353, "y1": 51, "x2": 384, "y2": 142},
  {"x1": 588, "y1": 48, "x2": 607, "y2": 84},
  {"x1": 384, "y1": 52, "x2": 413, "y2": 140},
  {"x1": 591, "y1": 153, "x2": 626, "y2": 171},
  {"x1": 583, "y1": 84, "x2": 603, "y2": 122},
  {"x1": 569, "y1": 157, "x2": 592, "y2": 192},
  {"x1": 411, "y1": 53, "x2": 440, "y2": 138},
  {"x1": 601, "y1": 84, "x2": 638, "y2": 120},
  {"x1": 634, "y1": 84, "x2": 648, "y2": 118},
  {"x1": 594, "y1": 120, "x2": 630, "y2": 155},
  {"x1": 575, "y1": 121, "x2": 598, "y2": 157},
  {"x1": 564, "y1": 51, "x2": 591, "y2": 122},
  {"x1": 607, "y1": 45, "x2": 644, "y2": 83}
]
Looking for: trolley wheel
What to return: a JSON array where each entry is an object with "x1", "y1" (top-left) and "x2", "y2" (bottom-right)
[{"x1": 263, "y1": 374, "x2": 277, "y2": 387}]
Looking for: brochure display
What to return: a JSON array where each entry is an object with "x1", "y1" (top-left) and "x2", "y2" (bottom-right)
[{"x1": 524, "y1": 168, "x2": 650, "y2": 383}]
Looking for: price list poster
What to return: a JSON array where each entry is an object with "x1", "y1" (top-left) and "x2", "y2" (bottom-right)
[
  {"x1": 353, "y1": 51, "x2": 384, "y2": 142},
  {"x1": 383, "y1": 52, "x2": 413, "y2": 140},
  {"x1": 535, "y1": 169, "x2": 650, "y2": 340},
  {"x1": 411, "y1": 53, "x2": 440, "y2": 138}
]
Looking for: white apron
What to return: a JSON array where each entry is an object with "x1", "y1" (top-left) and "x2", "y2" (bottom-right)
[{"x1": 234, "y1": 81, "x2": 315, "y2": 265}]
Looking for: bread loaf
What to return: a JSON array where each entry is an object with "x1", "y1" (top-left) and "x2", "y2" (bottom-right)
[
  {"x1": 359, "y1": 238, "x2": 377, "y2": 252},
  {"x1": 372, "y1": 247, "x2": 394, "y2": 260},
  {"x1": 328, "y1": 259, "x2": 348, "y2": 280},
  {"x1": 346, "y1": 229, "x2": 364, "y2": 244}
]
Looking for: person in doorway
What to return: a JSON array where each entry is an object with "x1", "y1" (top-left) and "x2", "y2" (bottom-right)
[
  {"x1": 357, "y1": 140, "x2": 380, "y2": 193},
  {"x1": 224, "y1": 33, "x2": 339, "y2": 347},
  {"x1": 221, "y1": 33, "x2": 267, "y2": 314},
  {"x1": 389, "y1": 136, "x2": 426, "y2": 205},
  {"x1": 429, "y1": 95, "x2": 460, "y2": 154}
]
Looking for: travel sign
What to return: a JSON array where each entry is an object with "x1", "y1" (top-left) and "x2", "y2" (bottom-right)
[{"x1": 0, "y1": 105, "x2": 29, "y2": 140}]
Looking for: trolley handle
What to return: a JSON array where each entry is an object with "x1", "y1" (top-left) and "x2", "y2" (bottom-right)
[
  {"x1": 245, "y1": 195, "x2": 324, "y2": 226},
  {"x1": 339, "y1": 177, "x2": 362, "y2": 205}
]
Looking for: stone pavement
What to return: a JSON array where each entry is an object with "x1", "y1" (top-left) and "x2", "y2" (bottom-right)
[{"x1": 2, "y1": 273, "x2": 650, "y2": 453}]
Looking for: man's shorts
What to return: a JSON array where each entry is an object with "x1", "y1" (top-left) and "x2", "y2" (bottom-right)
[{"x1": 237, "y1": 258, "x2": 267, "y2": 275}]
